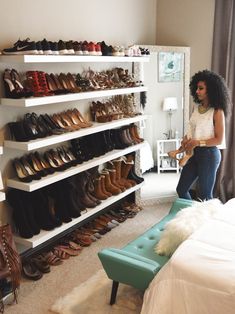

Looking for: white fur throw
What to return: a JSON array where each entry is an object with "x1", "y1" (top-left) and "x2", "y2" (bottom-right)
[{"x1": 155, "y1": 199, "x2": 223, "y2": 257}]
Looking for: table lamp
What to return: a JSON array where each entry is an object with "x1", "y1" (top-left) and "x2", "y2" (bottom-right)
[{"x1": 163, "y1": 97, "x2": 178, "y2": 139}]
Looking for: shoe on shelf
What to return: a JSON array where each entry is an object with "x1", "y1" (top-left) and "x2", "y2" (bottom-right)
[
  {"x1": 41, "y1": 38, "x2": 52, "y2": 55},
  {"x1": 81, "y1": 41, "x2": 89, "y2": 55},
  {"x1": 88, "y1": 42, "x2": 96, "y2": 56},
  {"x1": 58, "y1": 40, "x2": 68, "y2": 55},
  {"x1": 95, "y1": 43, "x2": 102, "y2": 56},
  {"x1": 2, "y1": 38, "x2": 38, "y2": 55},
  {"x1": 49, "y1": 41, "x2": 59, "y2": 55},
  {"x1": 66, "y1": 41, "x2": 75, "y2": 54},
  {"x1": 73, "y1": 41, "x2": 83, "y2": 55},
  {"x1": 36, "y1": 41, "x2": 43, "y2": 55}
]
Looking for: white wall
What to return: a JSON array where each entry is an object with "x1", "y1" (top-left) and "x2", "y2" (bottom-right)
[
  {"x1": 156, "y1": 0, "x2": 215, "y2": 76},
  {"x1": 142, "y1": 52, "x2": 184, "y2": 162},
  {"x1": 0, "y1": 0, "x2": 157, "y2": 50}
]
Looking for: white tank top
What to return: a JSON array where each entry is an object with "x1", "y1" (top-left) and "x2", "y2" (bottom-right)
[{"x1": 186, "y1": 104, "x2": 226, "y2": 149}]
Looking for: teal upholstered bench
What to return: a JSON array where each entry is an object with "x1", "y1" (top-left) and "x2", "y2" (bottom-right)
[{"x1": 98, "y1": 198, "x2": 193, "y2": 304}]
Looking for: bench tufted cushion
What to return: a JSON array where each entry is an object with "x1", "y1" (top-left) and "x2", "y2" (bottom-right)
[{"x1": 98, "y1": 198, "x2": 193, "y2": 291}]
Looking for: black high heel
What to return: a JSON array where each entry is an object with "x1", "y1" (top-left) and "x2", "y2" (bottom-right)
[
  {"x1": 44, "y1": 150, "x2": 67, "y2": 171},
  {"x1": 8, "y1": 121, "x2": 28, "y2": 142},
  {"x1": 23, "y1": 113, "x2": 41, "y2": 140},
  {"x1": 13, "y1": 158, "x2": 33, "y2": 182},
  {"x1": 57, "y1": 146, "x2": 77, "y2": 167},
  {"x1": 27, "y1": 153, "x2": 47, "y2": 177},
  {"x1": 33, "y1": 152, "x2": 55, "y2": 175},
  {"x1": 3, "y1": 69, "x2": 25, "y2": 99},
  {"x1": 11, "y1": 69, "x2": 33, "y2": 97},
  {"x1": 20, "y1": 156, "x2": 41, "y2": 181},
  {"x1": 40, "y1": 114, "x2": 66, "y2": 135}
]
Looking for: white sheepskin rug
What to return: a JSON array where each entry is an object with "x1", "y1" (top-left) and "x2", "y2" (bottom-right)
[
  {"x1": 155, "y1": 198, "x2": 223, "y2": 256},
  {"x1": 51, "y1": 269, "x2": 143, "y2": 314}
]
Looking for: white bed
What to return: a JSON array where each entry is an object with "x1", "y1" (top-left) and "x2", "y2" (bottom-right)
[{"x1": 141, "y1": 199, "x2": 235, "y2": 314}]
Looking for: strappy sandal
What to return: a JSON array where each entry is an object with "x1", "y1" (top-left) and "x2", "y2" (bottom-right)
[
  {"x1": 71, "y1": 233, "x2": 93, "y2": 246},
  {"x1": 31, "y1": 256, "x2": 50, "y2": 273},
  {"x1": 109, "y1": 210, "x2": 127, "y2": 222},
  {"x1": 53, "y1": 247, "x2": 70, "y2": 259},
  {"x1": 41, "y1": 251, "x2": 63, "y2": 266},
  {"x1": 54, "y1": 245, "x2": 80, "y2": 257},
  {"x1": 61, "y1": 239, "x2": 83, "y2": 251}
]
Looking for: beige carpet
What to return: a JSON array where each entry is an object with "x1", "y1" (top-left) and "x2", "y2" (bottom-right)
[
  {"x1": 51, "y1": 269, "x2": 143, "y2": 314},
  {"x1": 4, "y1": 202, "x2": 171, "y2": 314}
]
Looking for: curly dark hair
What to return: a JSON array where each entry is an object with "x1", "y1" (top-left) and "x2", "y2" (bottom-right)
[{"x1": 189, "y1": 69, "x2": 230, "y2": 116}]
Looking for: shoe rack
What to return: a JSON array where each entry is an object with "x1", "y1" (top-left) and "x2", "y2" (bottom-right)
[{"x1": 0, "y1": 54, "x2": 149, "y2": 249}]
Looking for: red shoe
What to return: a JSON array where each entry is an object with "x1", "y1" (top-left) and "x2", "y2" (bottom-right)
[
  {"x1": 88, "y1": 42, "x2": 96, "y2": 55},
  {"x1": 95, "y1": 43, "x2": 102, "y2": 56}
]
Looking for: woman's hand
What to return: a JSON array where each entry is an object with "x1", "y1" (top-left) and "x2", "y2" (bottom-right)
[{"x1": 184, "y1": 139, "x2": 199, "y2": 150}]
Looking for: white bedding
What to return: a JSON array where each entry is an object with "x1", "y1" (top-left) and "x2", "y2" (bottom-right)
[{"x1": 141, "y1": 199, "x2": 235, "y2": 314}]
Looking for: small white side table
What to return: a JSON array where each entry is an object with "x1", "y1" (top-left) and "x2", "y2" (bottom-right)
[{"x1": 157, "y1": 139, "x2": 181, "y2": 174}]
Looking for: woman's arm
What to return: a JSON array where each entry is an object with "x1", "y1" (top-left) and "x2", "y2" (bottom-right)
[{"x1": 184, "y1": 109, "x2": 225, "y2": 149}]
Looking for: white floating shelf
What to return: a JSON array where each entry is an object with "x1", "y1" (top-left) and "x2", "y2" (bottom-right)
[
  {"x1": 14, "y1": 182, "x2": 144, "y2": 248},
  {"x1": 0, "y1": 55, "x2": 149, "y2": 64},
  {"x1": 0, "y1": 86, "x2": 148, "y2": 107},
  {"x1": 0, "y1": 192, "x2": 5, "y2": 202},
  {"x1": 0, "y1": 146, "x2": 3, "y2": 155},
  {"x1": 159, "y1": 167, "x2": 178, "y2": 171},
  {"x1": 7, "y1": 142, "x2": 146, "y2": 192},
  {"x1": 4, "y1": 115, "x2": 148, "y2": 151}
]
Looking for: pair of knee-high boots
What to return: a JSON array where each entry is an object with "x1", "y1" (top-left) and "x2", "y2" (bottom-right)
[
  {"x1": 93, "y1": 154, "x2": 144, "y2": 200},
  {"x1": 6, "y1": 188, "x2": 62, "y2": 239}
]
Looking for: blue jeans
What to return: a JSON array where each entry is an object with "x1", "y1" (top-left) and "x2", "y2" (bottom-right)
[{"x1": 176, "y1": 146, "x2": 221, "y2": 200}]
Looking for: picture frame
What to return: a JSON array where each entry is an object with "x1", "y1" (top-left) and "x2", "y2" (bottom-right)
[{"x1": 158, "y1": 52, "x2": 184, "y2": 82}]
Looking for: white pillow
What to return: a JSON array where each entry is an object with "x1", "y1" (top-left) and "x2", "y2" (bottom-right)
[{"x1": 155, "y1": 199, "x2": 223, "y2": 257}]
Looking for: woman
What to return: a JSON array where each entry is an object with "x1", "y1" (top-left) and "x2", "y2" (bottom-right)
[{"x1": 176, "y1": 69, "x2": 230, "y2": 200}]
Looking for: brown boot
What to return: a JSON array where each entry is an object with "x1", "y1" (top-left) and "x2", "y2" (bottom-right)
[
  {"x1": 107, "y1": 168, "x2": 126, "y2": 192},
  {"x1": 120, "y1": 156, "x2": 136, "y2": 186},
  {"x1": 93, "y1": 177, "x2": 108, "y2": 200},
  {"x1": 100, "y1": 175, "x2": 112, "y2": 197},
  {"x1": 129, "y1": 125, "x2": 142, "y2": 143},
  {"x1": 131, "y1": 124, "x2": 144, "y2": 142},
  {"x1": 112, "y1": 158, "x2": 133, "y2": 189},
  {"x1": 102, "y1": 171, "x2": 122, "y2": 195}
]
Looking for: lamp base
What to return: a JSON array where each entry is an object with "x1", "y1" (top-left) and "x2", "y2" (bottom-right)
[{"x1": 167, "y1": 130, "x2": 174, "y2": 139}]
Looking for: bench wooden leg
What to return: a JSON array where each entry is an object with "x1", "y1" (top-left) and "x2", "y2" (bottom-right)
[{"x1": 110, "y1": 281, "x2": 119, "y2": 305}]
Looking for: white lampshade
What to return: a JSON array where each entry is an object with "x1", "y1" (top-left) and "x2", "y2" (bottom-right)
[{"x1": 163, "y1": 97, "x2": 178, "y2": 111}]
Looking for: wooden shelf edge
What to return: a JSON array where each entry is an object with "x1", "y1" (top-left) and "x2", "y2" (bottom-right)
[
  {"x1": 14, "y1": 182, "x2": 144, "y2": 248},
  {"x1": 4, "y1": 115, "x2": 148, "y2": 151},
  {"x1": 7, "y1": 142, "x2": 146, "y2": 192},
  {"x1": 0, "y1": 86, "x2": 148, "y2": 107}
]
